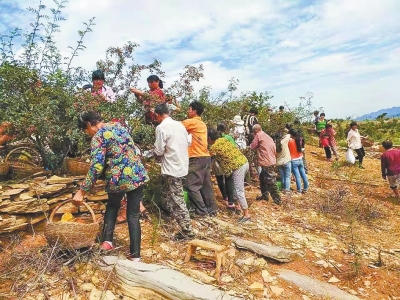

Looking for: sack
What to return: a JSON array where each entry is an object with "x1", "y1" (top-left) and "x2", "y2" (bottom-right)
[{"x1": 346, "y1": 148, "x2": 356, "y2": 164}]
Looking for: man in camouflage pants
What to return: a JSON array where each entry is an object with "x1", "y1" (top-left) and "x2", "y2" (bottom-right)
[
  {"x1": 153, "y1": 104, "x2": 195, "y2": 240},
  {"x1": 250, "y1": 124, "x2": 281, "y2": 205}
]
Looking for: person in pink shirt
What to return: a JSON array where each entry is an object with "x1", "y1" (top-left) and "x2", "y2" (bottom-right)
[
  {"x1": 320, "y1": 123, "x2": 339, "y2": 161},
  {"x1": 381, "y1": 140, "x2": 400, "y2": 199},
  {"x1": 250, "y1": 124, "x2": 281, "y2": 205},
  {"x1": 87, "y1": 70, "x2": 116, "y2": 103}
]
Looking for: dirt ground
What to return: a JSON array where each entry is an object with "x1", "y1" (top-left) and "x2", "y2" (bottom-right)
[{"x1": 1, "y1": 144, "x2": 399, "y2": 299}]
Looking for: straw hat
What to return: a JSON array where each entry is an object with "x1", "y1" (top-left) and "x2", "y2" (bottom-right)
[{"x1": 232, "y1": 115, "x2": 244, "y2": 125}]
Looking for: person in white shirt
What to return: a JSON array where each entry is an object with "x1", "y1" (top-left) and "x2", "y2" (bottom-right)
[
  {"x1": 230, "y1": 115, "x2": 247, "y2": 150},
  {"x1": 346, "y1": 121, "x2": 368, "y2": 169},
  {"x1": 275, "y1": 130, "x2": 292, "y2": 193},
  {"x1": 153, "y1": 104, "x2": 194, "y2": 240}
]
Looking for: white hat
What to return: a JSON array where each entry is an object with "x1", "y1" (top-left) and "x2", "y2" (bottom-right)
[{"x1": 232, "y1": 115, "x2": 244, "y2": 125}]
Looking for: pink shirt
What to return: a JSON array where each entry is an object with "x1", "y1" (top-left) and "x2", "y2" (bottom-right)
[
  {"x1": 91, "y1": 86, "x2": 115, "y2": 103},
  {"x1": 250, "y1": 131, "x2": 276, "y2": 167}
]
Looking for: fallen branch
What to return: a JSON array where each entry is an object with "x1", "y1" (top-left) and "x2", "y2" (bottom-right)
[{"x1": 232, "y1": 237, "x2": 297, "y2": 263}]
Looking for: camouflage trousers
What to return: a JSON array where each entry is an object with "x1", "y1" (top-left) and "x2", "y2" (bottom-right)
[{"x1": 161, "y1": 174, "x2": 193, "y2": 233}]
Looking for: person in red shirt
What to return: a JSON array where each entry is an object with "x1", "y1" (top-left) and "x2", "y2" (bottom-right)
[
  {"x1": 130, "y1": 75, "x2": 166, "y2": 125},
  {"x1": 288, "y1": 128, "x2": 309, "y2": 193},
  {"x1": 381, "y1": 140, "x2": 400, "y2": 199},
  {"x1": 250, "y1": 124, "x2": 281, "y2": 205}
]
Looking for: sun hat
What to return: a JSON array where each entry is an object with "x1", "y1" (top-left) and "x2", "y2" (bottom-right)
[{"x1": 232, "y1": 115, "x2": 244, "y2": 125}]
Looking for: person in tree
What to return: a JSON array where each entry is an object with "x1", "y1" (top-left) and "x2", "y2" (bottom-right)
[
  {"x1": 250, "y1": 124, "x2": 281, "y2": 205},
  {"x1": 130, "y1": 75, "x2": 166, "y2": 125},
  {"x1": 153, "y1": 104, "x2": 195, "y2": 240},
  {"x1": 72, "y1": 111, "x2": 148, "y2": 260},
  {"x1": 165, "y1": 94, "x2": 181, "y2": 114},
  {"x1": 181, "y1": 101, "x2": 217, "y2": 217},
  {"x1": 381, "y1": 139, "x2": 400, "y2": 199},
  {"x1": 208, "y1": 128, "x2": 251, "y2": 223},
  {"x1": 347, "y1": 121, "x2": 367, "y2": 169},
  {"x1": 85, "y1": 70, "x2": 116, "y2": 103}
]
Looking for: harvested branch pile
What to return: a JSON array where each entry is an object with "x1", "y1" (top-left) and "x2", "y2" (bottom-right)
[{"x1": 0, "y1": 175, "x2": 107, "y2": 234}]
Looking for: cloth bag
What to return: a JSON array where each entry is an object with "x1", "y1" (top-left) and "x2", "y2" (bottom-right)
[{"x1": 346, "y1": 148, "x2": 356, "y2": 164}]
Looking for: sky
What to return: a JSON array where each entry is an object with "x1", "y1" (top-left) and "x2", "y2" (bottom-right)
[{"x1": 1, "y1": 0, "x2": 399, "y2": 119}]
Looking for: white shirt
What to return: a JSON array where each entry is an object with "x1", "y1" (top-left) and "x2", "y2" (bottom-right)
[
  {"x1": 230, "y1": 125, "x2": 247, "y2": 149},
  {"x1": 347, "y1": 129, "x2": 362, "y2": 149},
  {"x1": 276, "y1": 134, "x2": 291, "y2": 166},
  {"x1": 154, "y1": 117, "x2": 190, "y2": 177}
]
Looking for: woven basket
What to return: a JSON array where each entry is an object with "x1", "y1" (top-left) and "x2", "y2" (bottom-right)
[
  {"x1": 45, "y1": 199, "x2": 99, "y2": 250},
  {"x1": 361, "y1": 139, "x2": 374, "y2": 147},
  {"x1": 5, "y1": 147, "x2": 43, "y2": 179},
  {"x1": 0, "y1": 162, "x2": 10, "y2": 176},
  {"x1": 64, "y1": 158, "x2": 90, "y2": 176}
]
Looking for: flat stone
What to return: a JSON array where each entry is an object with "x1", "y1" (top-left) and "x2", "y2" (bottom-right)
[
  {"x1": 220, "y1": 275, "x2": 235, "y2": 283},
  {"x1": 249, "y1": 282, "x2": 264, "y2": 292},
  {"x1": 279, "y1": 269, "x2": 359, "y2": 300},
  {"x1": 262, "y1": 270, "x2": 273, "y2": 283},
  {"x1": 270, "y1": 285, "x2": 284, "y2": 296},
  {"x1": 80, "y1": 282, "x2": 96, "y2": 292},
  {"x1": 328, "y1": 276, "x2": 340, "y2": 283}
]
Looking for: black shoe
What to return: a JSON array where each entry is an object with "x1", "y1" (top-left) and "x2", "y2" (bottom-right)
[
  {"x1": 174, "y1": 231, "x2": 195, "y2": 241},
  {"x1": 273, "y1": 199, "x2": 282, "y2": 205},
  {"x1": 208, "y1": 211, "x2": 218, "y2": 217},
  {"x1": 256, "y1": 195, "x2": 268, "y2": 201}
]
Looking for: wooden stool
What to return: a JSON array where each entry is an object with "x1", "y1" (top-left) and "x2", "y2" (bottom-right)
[{"x1": 184, "y1": 239, "x2": 226, "y2": 280}]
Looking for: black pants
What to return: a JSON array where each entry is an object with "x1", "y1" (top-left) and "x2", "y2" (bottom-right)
[
  {"x1": 259, "y1": 166, "x2": 281, "y2": 203},
  {"x1": 216, "y1": 175, "x2": 234, "y2": 203},
  {"x1": 324, "y1": 146, "x2": 332, "y2": 159},
  {"x1": 354, "y1": 147, "x2": 365, "y2": 165},
  {"x1": 103, "y1": 186, "x2": 144, "y2": 258},
  {"x1": 186, "y1": 157, "x2": 217, "y2": 215}
]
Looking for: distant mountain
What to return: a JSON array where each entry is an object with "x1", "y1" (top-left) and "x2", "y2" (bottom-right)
[{"x1": 356, "y1": 107, "x2": 400, "y2": 121}]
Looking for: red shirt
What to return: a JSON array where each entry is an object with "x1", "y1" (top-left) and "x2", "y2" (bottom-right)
[
  {"x1": 143, "y1": 89, "x2": 165, "y2": 110},
  {"x1": 250, "y1": 131, "x2": 276, "y2": 167},
  {"x1": 381, "y1": 149, "x2": 400, "y2": 176},
  {"x1": 288, "y1": 139, "x2": 303, "y2": 160}
]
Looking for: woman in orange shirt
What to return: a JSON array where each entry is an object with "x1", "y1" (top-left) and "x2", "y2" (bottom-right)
[{"x1": 288, "y1": 128, "x2": 309, "y2": 193}]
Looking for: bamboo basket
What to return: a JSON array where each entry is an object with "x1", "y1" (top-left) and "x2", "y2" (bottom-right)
[
  {"x1": 5, "y1": 147, "x2": 43, "y2": 178},
  {"x1": 45, "y1": 199, "x2": 99, "y2": 250},
  {"x1": 64, "y1": 158, "x2": 90, "y2": 176},
  {"x1": 0, "y1": 161, "x2": 10, "y2": 176}
]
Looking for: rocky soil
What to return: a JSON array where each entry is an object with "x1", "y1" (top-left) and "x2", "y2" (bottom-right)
[{"x1": 0, "y1": 144, "x2": 399, "y2": 299}]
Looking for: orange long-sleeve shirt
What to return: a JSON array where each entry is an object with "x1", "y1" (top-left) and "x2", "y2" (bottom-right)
[{"x1": 181, "y1": 116, "x2": 210, "y2": 158}]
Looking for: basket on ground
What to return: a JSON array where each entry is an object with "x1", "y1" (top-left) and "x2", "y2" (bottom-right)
[
  {"x1": 0, "y1": 161, "x2": 10, "y2": 176},
  {"x1": 5, "y1": 146, "x2": 43, "y2": 178},
  {"x1": 45, "y1": 199, "x2": 99, "y2": 250},
  {"x1": 64, "y1": 158, "x2": 90, "y2": 176}
]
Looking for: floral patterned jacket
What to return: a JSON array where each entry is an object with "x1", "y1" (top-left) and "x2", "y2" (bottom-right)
[{"x1": 81, "y1": 123, "x2": 149, "y2": 193}]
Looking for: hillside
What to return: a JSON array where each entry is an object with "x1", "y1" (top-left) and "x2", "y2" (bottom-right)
[
  {"x1": 0, "y1": 143, "x2": 399, "y2": 299},
  {"x1": 356, "y1": 106, "x2": 400, "y2": 120}
]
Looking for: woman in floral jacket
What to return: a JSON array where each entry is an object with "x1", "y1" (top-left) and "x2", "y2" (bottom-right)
[{"x1": 73, "y1": 111, "x2": 149, "y2": 261}]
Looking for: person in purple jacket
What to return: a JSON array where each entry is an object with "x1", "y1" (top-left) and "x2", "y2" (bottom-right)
[{"x1": 381, "y1": 140, "x2": 400, "y2": 199}]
